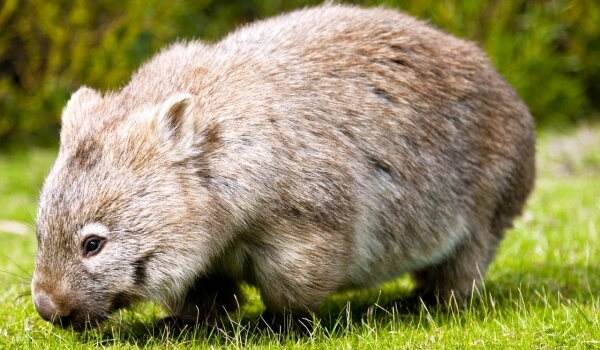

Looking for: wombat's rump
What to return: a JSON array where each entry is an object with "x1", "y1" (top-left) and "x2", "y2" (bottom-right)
[{"x1": 32, "y1": 4, "x2": 535, "y2": 330}]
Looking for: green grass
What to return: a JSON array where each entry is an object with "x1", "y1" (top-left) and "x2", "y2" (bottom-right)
[{"x1": 1, "y1": 125, "x2": 599, "y2": 349}]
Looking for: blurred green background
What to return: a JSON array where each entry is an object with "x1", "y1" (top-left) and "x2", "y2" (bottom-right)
[{"x1": 1, "y1": 0, "x2": 599, "y2": 147}]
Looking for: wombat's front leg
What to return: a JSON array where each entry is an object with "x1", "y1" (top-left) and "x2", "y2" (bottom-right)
[
  {"x1": 163, "y1": 274, "x2": 242, "y2": 328},
  {"x1": 249, "y1": 225, "x2": 351, "y2": 331}
]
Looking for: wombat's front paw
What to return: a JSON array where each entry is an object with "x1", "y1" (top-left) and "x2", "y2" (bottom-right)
[
  {"x1": 258, "y1": 311, "x2": 314, "y2": 335},
  {"x1": 157, "y1": 316, "x2": 201, "y2": 334},
  {"x1": 156, "y1": 315, "x2": 226, "y2": 335}
]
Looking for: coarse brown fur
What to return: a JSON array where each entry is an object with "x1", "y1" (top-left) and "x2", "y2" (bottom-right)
[{"x1": 32, "y1": 3, "x2": 535, "y2": 331}]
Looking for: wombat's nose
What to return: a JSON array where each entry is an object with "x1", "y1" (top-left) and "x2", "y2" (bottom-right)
[{"x1": 34, "y1": 292, "x2": 71, "y2": 326}]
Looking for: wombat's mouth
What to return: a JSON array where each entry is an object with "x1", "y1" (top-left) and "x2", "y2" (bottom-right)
[
  {"x1": 63, "y1": 294, "x2": 134, "y2": 331},
  {"x1": 34, "y1": 303, "x2": 110, "y2": 332},
  {"x1": 52, "y1": 312, "x2": 109, "y2": 332},
  {"x1": 34, "y1": 291, "x2": 132, "y2": 331}
]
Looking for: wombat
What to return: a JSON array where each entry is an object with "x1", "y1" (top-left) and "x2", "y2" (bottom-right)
[{"x1": 32, "y1": 3, "x2": 535, "y2": 331}]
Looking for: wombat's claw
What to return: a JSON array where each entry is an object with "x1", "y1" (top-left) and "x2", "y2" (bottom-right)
[
  {"x1": 378, "y1": 296, "x2": 424, "y2": 315},
  {"x1": 257, "y1": 312, "x2": 314, "y2": 336},
  {"x1": 157, "y1": 316, "x2": 200, "y2": 335}
]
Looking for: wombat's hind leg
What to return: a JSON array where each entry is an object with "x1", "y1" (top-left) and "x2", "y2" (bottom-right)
[
  {"x1": 162, "y1": 274, "x2": 242, "y2": 329},
  {"x1": 410, "y1": 233, "x2": 500, "y2": 307}
]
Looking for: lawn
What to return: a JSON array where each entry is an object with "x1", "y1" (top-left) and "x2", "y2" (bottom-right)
[{"x1": 1, "y1": 125, "x2": 599, "y2": 349}]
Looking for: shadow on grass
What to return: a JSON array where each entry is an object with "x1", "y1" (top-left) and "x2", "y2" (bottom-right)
[{"x1": 76, "y1": 262, "x2": 600, "y2": 347}]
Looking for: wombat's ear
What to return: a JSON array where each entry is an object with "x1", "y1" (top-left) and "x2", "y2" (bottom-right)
[
  {"x1": 155, "y1": 93, "x2": 197, "y2": 150},
  {"x1": 60, "y1": 87, "x2": 102, "y2": 143}
]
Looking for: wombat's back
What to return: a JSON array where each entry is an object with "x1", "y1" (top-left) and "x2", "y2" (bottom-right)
[
  {"x1": 157, "y1": 5, "x2": 534, "y2": 287},
  {"x1": 120, "y1": 2, "x2": 535, "y2": 299}
]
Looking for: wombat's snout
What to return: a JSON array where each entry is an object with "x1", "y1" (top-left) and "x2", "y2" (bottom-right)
[{"x1": 33, "y1": 292, "x2": 73, "y2": 328}]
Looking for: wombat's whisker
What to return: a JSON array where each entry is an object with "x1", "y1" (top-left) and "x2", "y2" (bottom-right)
[
  {"x1": 15, "y1": 291, "x2": 32, "y2": 301},
  {"x1": 23, "y1": 210, "x2": 37, "y2": 230},
  {"x1": 1, "y1": 258, "x2": 32, "y2": 279},
  {"x1": 0, "y1": 269, "x2": 31, "y2": 284}
]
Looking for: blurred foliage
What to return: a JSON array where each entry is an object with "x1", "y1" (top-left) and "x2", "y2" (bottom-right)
[{"x1": 0, "y1": 0, "x2": 598, "y2": 146}]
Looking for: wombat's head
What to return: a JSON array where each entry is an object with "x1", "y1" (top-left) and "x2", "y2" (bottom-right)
[{"x1": 32, "y1": 87, "x2": 215, "y2": 330}]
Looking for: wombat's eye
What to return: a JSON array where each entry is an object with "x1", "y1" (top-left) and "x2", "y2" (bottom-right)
[{"x1": 82, "y1": 236, "x2": 105, "y2": 256}]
